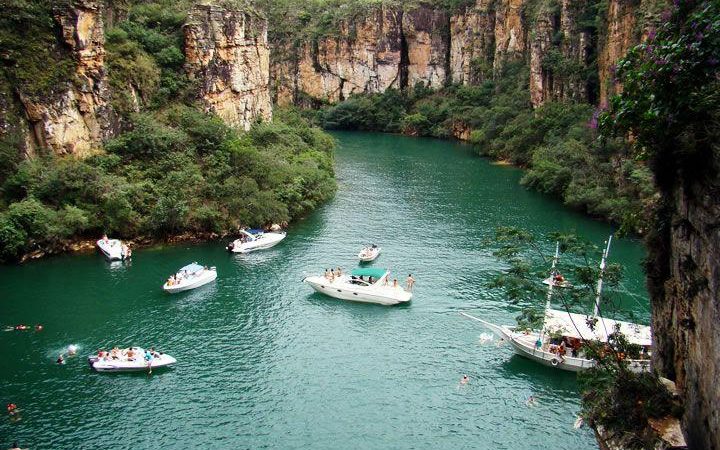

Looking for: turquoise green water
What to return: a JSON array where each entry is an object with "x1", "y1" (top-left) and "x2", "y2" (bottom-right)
[{"x1": 0, "y1": 132, "x2": 649, "y2": 449}]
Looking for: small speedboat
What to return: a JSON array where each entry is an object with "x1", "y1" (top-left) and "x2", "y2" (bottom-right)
[
  {"x1": 97, "y1": 235, "x2": 130, "y2": 261},
  {"x1": 226, "y1": 228, "x2": 286, "y2": 254},
  {"x1": 163, "y1": 263, "x2": 217, "y2": 293},
  {"x1": 358, "y1": 244, "x2": 381, "y2": 262},
  {"x1": 303, "y1": 267, "x2": 412, "y2": 305},
  {"x1": 88, "y1": 347, "x2": 176, "y2": 373}
]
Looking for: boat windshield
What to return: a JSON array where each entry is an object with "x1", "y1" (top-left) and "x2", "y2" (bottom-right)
[
  {"x1": 179, "y1": 263, "x2": 204, "y2": 274},
  {"x1": 350, "y1": 268, "x2": 387, "y2": 280}
]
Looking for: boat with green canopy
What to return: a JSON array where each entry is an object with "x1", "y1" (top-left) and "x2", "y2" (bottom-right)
[{"x1": 303, "y1": 267, "x2": 412, "y2": 305}]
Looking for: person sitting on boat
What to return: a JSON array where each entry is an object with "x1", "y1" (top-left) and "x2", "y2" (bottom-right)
[
  {"x1": 328, "y1": 269, "x2": 335, "y2": 282},
  {"x1": 368, "y1": 276, "x2": 374, "y2": 284},
  {"x1": 553, "y1": 272, "x2": 565, "y2": 283},
  {"x1": 336, "y1": 267, "x2": 342, "y2": 277},
  {"x1": 126, "y1": 348, "x2": 135, "y2": 361},
  {"x1": 150, "y1": 347, "x2": 161, "y2": 358},
  {"x1": 102, "y1": 234, "x2": 109, "y2": 243},
  {"x1": 144, "y1": 349, "x2": 154, "y2": 363},
  {"x1": 167, "y1": 277, "x2": 174, "y2": 286},
  {"x1": 393, "y1": 278, "x2": 399, "y2": 288}
]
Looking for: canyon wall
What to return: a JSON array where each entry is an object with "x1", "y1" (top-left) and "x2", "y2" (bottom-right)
[
  {"x1": 18, "y1": 0, "x2": 116, "y2": 157},
  {"x1": 272, "y1": 0, "x2": 656, "y2": 110},
  {"x1": 184, "y1": 4, "x2": 272, "y2": 130}
]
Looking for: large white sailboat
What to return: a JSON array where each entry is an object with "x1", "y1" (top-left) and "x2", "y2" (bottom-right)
[{"x1": 462, "y1": 237, "x2": 652, "y2": 373}]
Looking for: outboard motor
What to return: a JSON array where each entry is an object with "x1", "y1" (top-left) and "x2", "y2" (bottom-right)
[{"x1": 226, "y1": 241, "x2": 234, "y2": 252}]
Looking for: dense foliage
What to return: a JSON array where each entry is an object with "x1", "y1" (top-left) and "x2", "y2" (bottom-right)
[
  {"x1": 600, "y1": 0, "x2": 720, "y2": 189},
  {"x1": 0, "y1": 0, "x2": 337, "y2": 262},
  {"x1": 0, "y1": 107, "x2": 335, "y2": 261},
  {"x1": 318, "y1": 64, "x2": 656, "y2": 233}
]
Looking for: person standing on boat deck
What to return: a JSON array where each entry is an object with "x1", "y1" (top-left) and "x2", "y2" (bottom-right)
[
  {"x1": 336, "y1": 267, "x2": 342, "y2": 277},
  {"x1": 393, "y1": 278, "x2": 399, "y2": 288},
  {"x1": 329, "y1": 269, "x2": 335, "y2": 282},
  {"x1": 406, "y1": 274, "x2": 415, "y2": 292},
  {"x1": 535, "y1": 338, "x2": 542, "y2": 350}
]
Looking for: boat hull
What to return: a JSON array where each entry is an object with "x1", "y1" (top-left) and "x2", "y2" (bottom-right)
[
  {"x1": 304, "y1": 276, "x2": 411, "y2": 306},
  {"x1": 97, "y1": 239, "x2": 125, "y2": 261},
  {"x1": 358, "y1": 248, "x2": 381, "y2": 262},
  {"x1": 460, "y1": 312, "x2": 651, "y2": 373},
  {"x1": 89, "y1": 354, "x2": 177, "y2": 373},
  {"x1": 163, "y1": 270, "x2": 217, "y2": 293},
  {"x1": 229, "y1": 232, "x2": 286, "y2": 254}
]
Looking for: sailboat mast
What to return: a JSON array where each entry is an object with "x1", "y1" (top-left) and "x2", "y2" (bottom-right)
[
  {"x1": 593, "y1": 235, "x2": 613, "y2": 317},
  {"x1": 539, "y1": 242, "x2": 560, "y2": 340}
]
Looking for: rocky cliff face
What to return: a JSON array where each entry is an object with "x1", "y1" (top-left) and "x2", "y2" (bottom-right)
[
  {"x1": 597, "y1": 0, "x2": 637, "y2": 107},
  {"x1": 273, "y1": 0, "x2": 634, "y2": 109},
  {"x1": 272, "y1": 4, "x2": 452, "y2": 105},
  {"x1": 648, "y1": 164, "x2": 720, "y2": 450},
  {"x1": 18, "y1": 0, "x2": 115, "y2": 157},
  {"x1": 184, "y1": 4, "x2": 272, "y2": 131}
]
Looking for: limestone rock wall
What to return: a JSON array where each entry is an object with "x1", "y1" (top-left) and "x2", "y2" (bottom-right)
[
  {"x1": 184, "y1": 5, "x2": 272, "y2": 130},
  {"x1": 597, "y1": 0, "x2": 637, "y2": 107},
  {"x1": 272, "y1": 4, "x2": 450, "y2": 105},
  {"x1": 18, "y1": 0, "x2": 115, "y2": 156}
]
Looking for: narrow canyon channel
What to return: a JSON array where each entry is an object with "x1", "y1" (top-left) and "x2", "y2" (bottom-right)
[{"x1": 0, "y1": 132, "x2": 650, "y2": 449}]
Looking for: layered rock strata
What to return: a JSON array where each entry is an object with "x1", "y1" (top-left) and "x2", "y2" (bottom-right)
[
  {"x1": 19, "y1": 0, "x2": 115, "y2": 156},
  {"x1": 184, "y1": 4, "x2": 272, "y2": 130}
]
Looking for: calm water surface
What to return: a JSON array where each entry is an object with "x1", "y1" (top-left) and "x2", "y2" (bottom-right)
[{"x1": 0, "y1": 132, "x2": 649, "y2": 449}]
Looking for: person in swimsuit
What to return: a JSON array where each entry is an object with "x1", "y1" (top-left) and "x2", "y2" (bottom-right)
[{"x1": 460, "y1": 375, "x2": 469, "y2": 385}]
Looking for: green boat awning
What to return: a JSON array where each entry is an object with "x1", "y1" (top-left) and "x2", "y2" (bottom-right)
[{"x1": 350, "y1": 268, "x2": 388, "y2": 279}]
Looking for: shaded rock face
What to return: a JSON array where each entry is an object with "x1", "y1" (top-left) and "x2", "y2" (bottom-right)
[
  {"x1": 18, "y1": 0, "x2": 116, "y2": 157},
  {"x1": 184, "y1": 5, "x2": 272, "y2": 130},
  {"x1": 449, "y1": 0, "x2": 496, "y2": 84},
  {"x1": 529, "y1": 0, "x2": 592, "y2": 107},
  {"x1": 597, "y1": 0, "x2": 637, "y2": 107},
  {"x1": 648, "y1": 162, "x2": 720, "y2": 450}
]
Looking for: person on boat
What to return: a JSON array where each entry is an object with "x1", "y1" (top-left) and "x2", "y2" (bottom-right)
[
  {"x1": 9, "y1": 441, "x2": 27, "y2": 450},
  {"x1": 553, "y1": 272, "x2": 565, "y2": 283},
  {"x1": 110, "y1": 346, "x2": 120, "y2": 359},
  {"x1": 150, "y1": 347, "x2": 161, "y2": 358},
  {"x1": 336, "y1": 267, "x2": 342, "y2": 277},
  {"x1": 368, "y1": 276, "x2": 374, "y2": 284},
  {"x1": 406, "y1": 274, "x2": 415, "y2": 292},
  {"x1": 393, "y1": 278, "x2": 399, "y2": 288},
  {"x1": 102, "y1": 234, "x2": 109, "y2": 243},
  {"x1": 56, "y1": 354, "x2": 65, "y2": 365},
  {"x1": 34, "y1": 324, "x2": 43, "y2": 331},
  {"x1": 13, "y1": 324, "x2": 28, "y2": 331},
  {"x1": 328, "y1": 269, "x2": 335, "y2": 282},
  {"x1": 144, "y1": 349, "x2": 154, "y2": 364},
  {"x1": 535, "y1": 337, "x2": 542, "y2": 350},
  {"x1": 460, "y1": 374, "x2": 469, "y2": 385},
  {"x1": 126, "y1": 348, "x2": 135, "y2": 361}
]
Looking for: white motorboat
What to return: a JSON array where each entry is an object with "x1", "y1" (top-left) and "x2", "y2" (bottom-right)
[
  {"x1": 303, "y1": 267, "x2": 412, "y2": 305},
  {"x1": 358, "y1": 244, "x2": 381, "y2": 262},
  {"x1": 163, "y1": 263, "x2": 217, "y2": 293},
  {"x1": 97, "y1": 235, "x2": 130, "y2": 261},
  {"x1": 88, "y1": 347, "x2": 176, "y2": 373},
  {"x1": 226, "y1": 228, "x2": 286, "y2": 254},
  {"x1": 462, "y1": 238, "x2": 652, "y2": 373}
]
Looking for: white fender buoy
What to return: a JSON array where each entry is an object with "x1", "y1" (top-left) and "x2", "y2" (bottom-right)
[{"x1": 551, "y1": 357, "x2": 560, "y2": 366}]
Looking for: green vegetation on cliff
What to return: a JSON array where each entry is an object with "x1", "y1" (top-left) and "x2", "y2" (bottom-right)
[{"x1": 0, "y1": 0, "x2": 336, "y2": 262}]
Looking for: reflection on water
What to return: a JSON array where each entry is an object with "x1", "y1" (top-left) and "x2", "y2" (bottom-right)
[{"x1": 0, "y1": 132, "x2": 650, "y2": 449}]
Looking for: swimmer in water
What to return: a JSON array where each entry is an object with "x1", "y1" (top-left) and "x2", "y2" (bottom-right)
[
  {"x1": 460, "y1": 374, "x2": 469, "y2": 385},
  {"x1": 35, "y1": 324, "x2": 43, "y2": 331},
  {"x1": 7, "y1": 403, "x2": 18, "y2": 415},
  {"x1": 56, "y1": 354, "x2": 65, "y2": 365},
  {"x1": 526, "y1": 395, "x2": 537, "y2": 406}
]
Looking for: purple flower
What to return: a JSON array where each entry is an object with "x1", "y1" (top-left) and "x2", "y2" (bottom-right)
[
  {"x1": 609, "y1": 64, "x2": 617, "y2": 75},
  {"x1": 647, "y1": 28, "x2": 657, "y2": 41},
  {"x1": 708, "y1": 57, "x2": 719, "y2": 66},
  {"x1": 695, "y1": 31, "x2": 704, "y2": 41},
  {"x1": 661, "y1": 10, "x2": 672, "y2": 21},
  {"x1": 655, "y1": 58, "x2": 666, "y2": 65}
]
